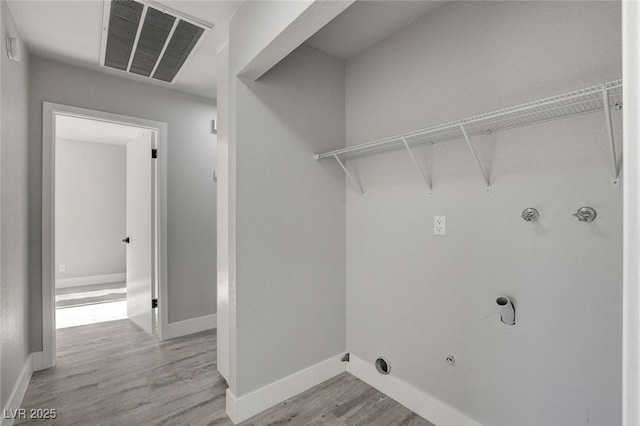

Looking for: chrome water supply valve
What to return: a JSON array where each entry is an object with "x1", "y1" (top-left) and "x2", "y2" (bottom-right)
[
  {"x1": 521, "y1": 208, "x2": 539, "y2": 222},
  {"x1": 573, "y1": 207, "x2": 597, "y2": 223}
]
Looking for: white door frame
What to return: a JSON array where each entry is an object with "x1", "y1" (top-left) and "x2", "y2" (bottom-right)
[
  {"x1": 40, "y1": 102, "x2": 169, "y2": 370},
  {"x1": 623, "y1": 2, "x2": 640, "y2": 425}
]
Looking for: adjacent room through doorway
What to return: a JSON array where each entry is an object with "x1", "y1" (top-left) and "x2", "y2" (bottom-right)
[{"x1": 53, "y1": 113, "x2": 158, "y2": 333}]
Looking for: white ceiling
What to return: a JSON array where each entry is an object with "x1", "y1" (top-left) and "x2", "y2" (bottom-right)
[
  {"x1": 7, "y1": 0, "x2": 242, "y2": 99},
  {"x1": 56, "y1": 114, "x2": 147, "y2": 146},
  {"x1": 307, "y1": 0, "x2": 445, "y2": 60}
]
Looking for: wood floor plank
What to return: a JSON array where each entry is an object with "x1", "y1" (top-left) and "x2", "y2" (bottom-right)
[
  {"x1": 55, "y1": 282, "x2": 126, "y2": 296},
  {"x1": 20, "y1": 319, "x2": 432, "y2": 425},
  {"x1": 56, "y1": 282, "x2": 127, "y2": 308}
]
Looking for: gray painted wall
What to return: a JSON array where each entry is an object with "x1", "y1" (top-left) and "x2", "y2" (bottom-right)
[
  {"x1": 0, "y1": 0, "x2": 29, "y2": 409},
  {"x1": 55, "y1": 139, "x2": 126, "y2": 281},
  {"x1": 230, "y1": 0, "x2": 312, "y2": 76},
  {"x1": 232, "y1": 44, "x2": 346, "y2": 395},
  {"x1": 29, "y1": 57, "x2": 217, "y2": 350},
  {"x1": 344, "y1": 2, "x2": 622, "y2": 425}
]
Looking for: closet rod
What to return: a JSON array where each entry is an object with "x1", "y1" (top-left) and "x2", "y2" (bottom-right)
[{"x1": 314, "y1": 79, "x2": 622, "y2": 162}]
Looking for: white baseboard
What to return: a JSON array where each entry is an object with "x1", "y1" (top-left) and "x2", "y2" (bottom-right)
[
  {"x1": 165, "y1": 314, "x2": 217, "y2": 340},
  {"x1": 55, "y1": 273, "x2": 126, "y2": 288},
  {"x1": 346, "y1": 355, "x2": 482, "y2": 426},
  {"x1": 30, "y1": 351, "x2": 51, "y2": 372},
  {"x1": 1, "y1": 354, "x2": 33, "y2": 426},
  {"x1": 226, "y1": 353, "x2": 345, "y2": 424}
]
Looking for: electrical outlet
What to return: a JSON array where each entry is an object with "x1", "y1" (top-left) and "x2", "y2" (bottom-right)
[
  {"x1": 59, "y1": 264, "x2": 66, "y2": 273},
  {"x1": 434, "y1": 216, "x2": 446, "y2": 235}
]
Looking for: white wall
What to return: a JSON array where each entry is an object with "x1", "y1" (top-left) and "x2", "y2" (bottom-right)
[
  {"x1": 230, "y1": 0, "x2": 312, "y2": 75},
  {"x1": 55, "y1": 139, "x2": 125, "y2": 282},
  {"x1": 344, "y1": 2, "x2": 622, "y2": 425},
  {"x1": 230, "y1": 42, "x2": 347, "y2": 396},
  {"x1": 622, "y1": 3, "x2": 640, "y2": 425},
  {"x1": 223, "y1": 2, "x2": 351, "y2": 403},
  {"x1": 0, "y1": 0, "x2": 29, "y2": 409},
  {"x1": 29, "y1": 57, "x2": 217, "y2": 350},
  {"x1": 230, "y1": 0, "x2": 352, "y2": 80}
]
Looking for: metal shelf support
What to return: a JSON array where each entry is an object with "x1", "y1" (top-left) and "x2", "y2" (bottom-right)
[
  {"x1": 333, "y1": 153, "x2": 364, "y2": 195},
  {"x1": 401, "y1": 138, "x2": 433, "y2": 196},
  {"x1": 460, "y1": 124, "x2": 491, "y2": 193},
  {"x1": 602, "y1": 87, "x2": 620, "y2": 186}
]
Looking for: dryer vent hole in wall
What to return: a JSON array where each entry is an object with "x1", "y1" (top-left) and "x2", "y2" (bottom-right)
[{"x1": 375, "y1": 357, "x2": 391, "y2": 375}]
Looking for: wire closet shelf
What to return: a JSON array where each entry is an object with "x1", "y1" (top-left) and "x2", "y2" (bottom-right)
[
  {"x1": 315, "y1": 80, "x2": 622, "y2": 161},
  {"x1": 314, "y1": 79, "x2": 622, "y2": 194}
]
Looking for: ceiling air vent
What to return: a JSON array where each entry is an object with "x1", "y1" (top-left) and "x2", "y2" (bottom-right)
[{"x1": 100, "y1": 0, "x2": 210, "y2": 84}]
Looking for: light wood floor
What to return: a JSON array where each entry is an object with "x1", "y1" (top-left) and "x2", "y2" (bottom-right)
[
  {"x1": 21, "y1": 320, "x2": 433, "y2": 425},
  {"x1": 56, "y1": 282, "x2": 127, "y2": 308},
  {"x1": 56, "y1": 282, "x2": 128, "y2": 329}
]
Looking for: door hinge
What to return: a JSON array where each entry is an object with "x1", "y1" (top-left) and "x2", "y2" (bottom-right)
[
  {"x1": 152, "y1": 149, "x2": 158, "y2": 159},
  {"x1": 152, "y1": 298, "x2": 158, "y2": 309}
]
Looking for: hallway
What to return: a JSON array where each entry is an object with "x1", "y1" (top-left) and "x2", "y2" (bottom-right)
[
  {"x1": 21, "y1": 321, "x2": 226, "y2": 425},
  {"x1": 20, "y1": 321, "x2": 430, "y2": 425}
]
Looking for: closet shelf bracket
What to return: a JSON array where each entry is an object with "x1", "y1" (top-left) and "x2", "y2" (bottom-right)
[
  {"x1": 333, "y1": 153, "x2": 364, "y2": 195},
  {"x1": 401, "y1": 138, "x2": 433, "y2": 196},
  {"x1": 460, "y1": 124, "x2": 491, "y2": 193},
  {"x1": 602, "y1": 87, "x2": 620, "y2": 187}
]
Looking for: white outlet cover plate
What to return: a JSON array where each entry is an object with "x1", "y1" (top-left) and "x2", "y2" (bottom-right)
[{"x1": 434, "y1": 216, "x2": 446, "y2": 235}]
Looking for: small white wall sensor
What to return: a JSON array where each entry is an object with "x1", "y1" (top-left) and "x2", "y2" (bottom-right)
[{"x1": 6, "y1": 35, "x2": 21, "y2": 62}]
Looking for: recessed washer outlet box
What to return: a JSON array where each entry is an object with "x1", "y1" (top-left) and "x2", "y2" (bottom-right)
[{"x1": 100, "y1": 0, "x2": 212, "y2": 84}]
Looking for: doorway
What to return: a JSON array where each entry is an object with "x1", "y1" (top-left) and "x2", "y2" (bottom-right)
[{"x1": 40, "y1": 103, "x2": 168, "y2": 369}]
